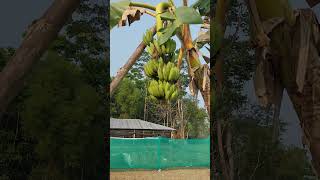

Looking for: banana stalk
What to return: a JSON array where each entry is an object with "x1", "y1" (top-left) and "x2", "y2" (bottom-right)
[{"x1": 155, "y1": 2, "x2": 171, "y2": 35}]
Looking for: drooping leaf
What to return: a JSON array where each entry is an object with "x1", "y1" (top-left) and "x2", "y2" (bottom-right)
[
  {"x1": 110, "y1": 0, "x2": 130, "y2": 29},
  {"x1": 158, "y1": 20, "x2": 181, "y2": 45},
  {"x1": 175, "y1": 7, "x2": 203, "y2": 24},
  {"x1": 191, "y1": 0, "x2": 211, "y2": 16}
]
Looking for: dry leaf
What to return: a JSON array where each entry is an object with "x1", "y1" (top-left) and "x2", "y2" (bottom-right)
[
  {"x1": 189, "y1": 77, "x2": 198, "y2": 97},
  {"x1": 118, "y1": 7, "x2": 146, "y2": 27}
]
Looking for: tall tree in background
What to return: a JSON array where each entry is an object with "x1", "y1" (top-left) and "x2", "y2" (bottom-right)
[
  {"x1": 23, "y1": 52, "x2": 106, "y2": 179},
  {"x1": 233, "y1": 105, "x2": 313, "y2": 180},
  {"x1": 0, "y1": 0, "x2": 108, "y2": 179}
]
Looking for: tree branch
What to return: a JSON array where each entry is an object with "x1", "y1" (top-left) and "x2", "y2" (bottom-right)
[
  {"x1": 0, "y1": 0, "x2": 80, "y2": 118},
  {"x1": 110, "y1": 26, "x2": 156, "y2": 96}
]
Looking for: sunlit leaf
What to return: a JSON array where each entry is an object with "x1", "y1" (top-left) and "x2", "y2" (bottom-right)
[
  {"x1": 158, "y1": 20, "x2": 181, "y2": 45},
  {"x1": 175, "y1": 7, "x2": 203, "y2": 24}
]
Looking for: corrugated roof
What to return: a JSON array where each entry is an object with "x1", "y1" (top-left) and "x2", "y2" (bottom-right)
[{"x1": 110, "y1": 118, "x2": 175, "y2": 131}]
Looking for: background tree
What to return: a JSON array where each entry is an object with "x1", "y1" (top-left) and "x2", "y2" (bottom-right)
[
  {"x1": 0, "y1": 0, "x2": 108, "y2": 179},
  {"x1": 22, "y1": 52, "x2": 106, "y2": 179},
  {"x1": 233, "y1": 105, "x2": 314, "y2": 180},
  {"x1": 184, "y1": 96, "x2": 209, "y2": 138},
  {"x1": 110, "y1": 78, "x2": 145, "y2": 119}
]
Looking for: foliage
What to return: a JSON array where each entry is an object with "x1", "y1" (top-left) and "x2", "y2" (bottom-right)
[
  {"x1": 0, "y1": 0, "x2": 108, "y2": 179},
  {"x1": 20, "y1": 52, "x2": 106, "y2": 179},
  {"x1": 0, "y1": 48, "x2": 35, "y2": 179},
  {"x1": 50, "y1": 0, "x2": 108, "y2": 95},
  {"x1": 232, "y1": 106, "x2": 313, "y2": 179},
  {"x1": 110, "y1": 78, "x2": 145, "y2": 119},
  {"x1": 184, "y1": 97, "x2": 209, "y2": 138}
]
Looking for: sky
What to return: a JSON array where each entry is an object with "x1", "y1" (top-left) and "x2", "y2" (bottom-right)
[{"x1": 0, "y1": 0, "x2": 319, "y2": 146}]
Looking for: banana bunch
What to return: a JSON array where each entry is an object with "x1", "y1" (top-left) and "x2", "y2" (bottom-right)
[
  {"x1": 146, "y1": 41, "x2": 162, "y2": 57},
  {"x1": 142, "y1": 29, "x2": 153, "y2": 46},
  {"x1": 143, "y1": 28, "x2": 180, "y2": 102},
  {"x1": 144, "y1": 59, "x2": 159, "y2": 78},
  {"x1": 146, "y1": 39, "x2": 176, "y2": 56},
  {"x1": 148, "y1": 80, "x2": 179, "y2": 101},
  {"x1": 164, "y1": 81, "x2": 179, "y2": 101},
  {"x1": 158, "y1": 61, "x2": 180, "y2": 82}
]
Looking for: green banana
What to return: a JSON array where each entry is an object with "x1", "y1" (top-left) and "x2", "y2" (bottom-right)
[
  {"x1": 149, "y1": 80, "x2": 160, "y2": 97},
  {"x1": 165, "y1": 84, "x2": 171, "y2": 100},
  {"x1": 144, "y1": 59, "x2": 159, "y2": 78},
  {"x1": 158, "y1": 81, "x2": 165, "y2": 97},
  {"x1": 144, "y1": 65, "x2": 151, "y2": 77},
  {"x1": 170, "y1": 89, "x2": 178, "y2": 100},
  {"x1": 162, "y1": 64, "x2": 168, "y2": 81},
  {"x1": 158, "y1": 62, "x2": 164, "y2": 80},
  {"x1": 168, "y1": 66, "x2": 179, "y2": 82},
  {"x1": 142, "y1": 29, "x2": 154, "y2": 45},
  {"x1": 165, "y1": 84, "x2": 175, "y2": 100},
  {"x1": 146, "y1": 46, "x2": 152, "y2": 55},
  {"x1": 154, "y1": 40, "x2": 161, "y2": 55}
]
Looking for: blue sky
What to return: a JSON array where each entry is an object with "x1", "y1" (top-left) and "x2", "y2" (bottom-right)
[{"x1": 110, "y1": 0, "x2": 208, "y2": 107}]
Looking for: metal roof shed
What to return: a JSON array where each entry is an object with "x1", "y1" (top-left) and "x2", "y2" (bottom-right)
[{"x1": 110, "y1": 118, "x2": 175, "y2": 138}]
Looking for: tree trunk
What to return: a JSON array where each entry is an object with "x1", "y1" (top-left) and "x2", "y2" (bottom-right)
[
  {"x1": 213, "y1": 0, "x2": 232, "y2": 179},
  {"x1": 0, "y1": 0, "x2": 80, "y2": 118},
  {"x1": 110, "y1": 26, "x2": 156, "y2": 96}
]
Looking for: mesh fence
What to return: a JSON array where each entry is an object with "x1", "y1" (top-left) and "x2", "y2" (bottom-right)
[{"x1": 110, "y1": 137, "x2": 210, "y2": 169}]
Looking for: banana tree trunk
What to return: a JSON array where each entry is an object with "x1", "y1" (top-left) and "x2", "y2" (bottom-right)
[
  {"x1": 0, "y1": 0, "x2": 80, "y2": 119},
  {"x1": 251, "y1": 0, "x2": 320, "y2": 176},
  {"x1": 178, "y1": 4, "x2": 210, "y2": 115}
]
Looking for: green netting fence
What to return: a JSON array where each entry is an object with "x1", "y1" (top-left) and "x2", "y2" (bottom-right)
[{"x1": 110, "y1": 137, "x2": 210, "y2": 170}]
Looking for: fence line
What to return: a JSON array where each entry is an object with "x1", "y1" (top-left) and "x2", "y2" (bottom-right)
[{"x1": 110, "y1": 137, "x2": 210, "y2": 170}]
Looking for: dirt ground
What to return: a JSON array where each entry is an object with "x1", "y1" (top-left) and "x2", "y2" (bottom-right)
[{"x1": 110, "y1": 168, "x2": 210, "y2": 180}]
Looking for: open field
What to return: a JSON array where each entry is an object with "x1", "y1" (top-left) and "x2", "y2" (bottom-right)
[{"x1": 110, "y1": 168, "x2": 210, "y2": 180}]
